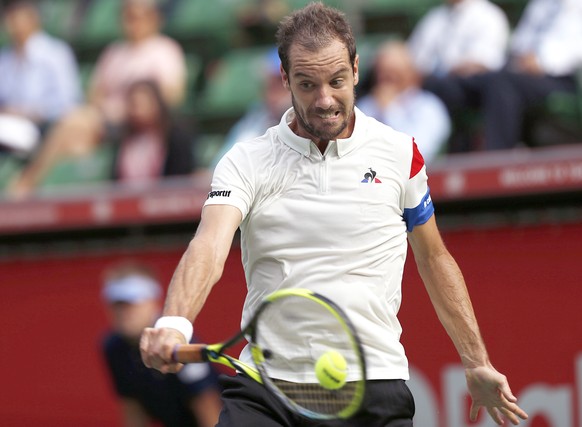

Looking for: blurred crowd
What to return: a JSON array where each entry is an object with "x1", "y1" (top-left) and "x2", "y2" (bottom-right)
[{"x1": 0, "y1": 0, "x2": 581, "y2": 199}]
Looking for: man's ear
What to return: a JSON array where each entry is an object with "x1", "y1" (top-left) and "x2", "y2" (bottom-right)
[
  {"x1": 281, "y1": 64, "x2": 290, "y2": 89},
  {"x1": 353, "y1": 54, "x2": 360, "y2": 86}
]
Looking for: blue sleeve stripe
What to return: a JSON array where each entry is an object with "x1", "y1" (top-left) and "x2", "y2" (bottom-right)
[{"x1": 403, "y1": 188, "x2": 434, "y2": 232}]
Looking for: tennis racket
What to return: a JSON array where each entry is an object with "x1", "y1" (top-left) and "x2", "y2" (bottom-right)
[{"x1": 173, "y1": 288, "x2": 366, "y2": 420}]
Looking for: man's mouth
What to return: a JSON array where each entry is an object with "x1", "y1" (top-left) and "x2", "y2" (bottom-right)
[{"x1": 316, "y1": 110, "x2": 341, "y2": 120}]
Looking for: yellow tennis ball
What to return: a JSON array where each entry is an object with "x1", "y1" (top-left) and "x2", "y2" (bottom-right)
[{"x1": 315, "y1": 350, "x2": 348, "y2": 390}]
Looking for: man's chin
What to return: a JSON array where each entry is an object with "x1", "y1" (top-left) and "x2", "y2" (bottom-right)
[{"x1": 313, "y1": 122, "x2": 348, "y2": 141}]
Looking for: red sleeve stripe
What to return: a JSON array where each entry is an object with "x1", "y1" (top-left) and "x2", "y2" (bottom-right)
[{"x1": 410, "y1": 138, "x2": 425, "y2": 179}]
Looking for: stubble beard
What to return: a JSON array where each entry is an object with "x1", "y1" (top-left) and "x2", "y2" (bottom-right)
[{"x1": 291, "y1": 90, "x2": 356, "y2": 142}]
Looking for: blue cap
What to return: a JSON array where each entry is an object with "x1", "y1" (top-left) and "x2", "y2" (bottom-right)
[{"x1": 102, "y1": 274, "x2": 162, "y2": 304}]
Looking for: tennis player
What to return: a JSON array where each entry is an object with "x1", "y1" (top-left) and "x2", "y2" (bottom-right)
[{"x1": 141, "y1": 3, "x2": 528, "y2": 426}]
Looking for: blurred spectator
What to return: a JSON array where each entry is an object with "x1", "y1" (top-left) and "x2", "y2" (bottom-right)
[
  {"x1": 112, "y1": 80, "x2": 195, "y2": 183},
  {"x1": 425, "y1": 0, "x2": 582, "y2": 151},
  {"x1": 8, "y1": 0, "x2": 187, "y2": 196},
  {"x1": 357, "y1": 41, "x2": 451, "y2": 164},
  {"x1": 478, "y1": 0, "x2": 582, "y2": 150},
  {"x1": 407, "y1": 0, "x2": 510, "y2": 153},
  {"x1": 210, "y1": 48, "x2": 291, "y2": 167},
  {"x1": 0, "y1": 0, "x2": 80, "y2": 154},
  {"x1": 89, "y1": 0, "x2": 186, "y2": 122},
  {"x1": 101, "y1": 261, "x2": 222, "y2": 427},
  {"x1": 408, "y1": 0, "x2": 510, "y2": 78}
]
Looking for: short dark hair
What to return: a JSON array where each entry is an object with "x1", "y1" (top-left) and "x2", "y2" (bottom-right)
[{"x1": 276, "y1": 2, "x2": 356, "y2": 75}]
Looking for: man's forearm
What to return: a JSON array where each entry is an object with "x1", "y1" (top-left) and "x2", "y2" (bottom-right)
[
  {"x1": 416, "y1": 250, "x2": 490, "y2": 368},
  {"x1": 162, "y1": 237, "x2": 224, "y2": 322}
]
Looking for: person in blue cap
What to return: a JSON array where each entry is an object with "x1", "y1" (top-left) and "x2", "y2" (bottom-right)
[{"x1": 100, "y1": 261, "x2": 222, "y2": 427}]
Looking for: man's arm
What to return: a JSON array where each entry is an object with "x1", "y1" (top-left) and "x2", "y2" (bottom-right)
[
  {"x1": 141, "y1": 204, "x2": 242, "y2": 373},
  {"x1": 408, "y1": 215, "x2": 528, "y2": 425}
]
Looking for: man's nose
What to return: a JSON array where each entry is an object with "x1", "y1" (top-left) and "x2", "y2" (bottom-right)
[{"x1": 314, "y1": 85, "x2": 334, "y2": 110}]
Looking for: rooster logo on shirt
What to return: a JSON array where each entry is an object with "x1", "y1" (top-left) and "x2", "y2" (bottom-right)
[{"x1": 361, "y1": 168, "x2": 382, "y2": 183}]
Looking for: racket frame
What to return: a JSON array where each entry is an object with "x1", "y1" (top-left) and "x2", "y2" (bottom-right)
[
  {"x1": 173, "y1": 288, "x2": 367, "y2": 419},
  {"x1": 250, "y1": 288, "x2": 367, "y2": 420}
]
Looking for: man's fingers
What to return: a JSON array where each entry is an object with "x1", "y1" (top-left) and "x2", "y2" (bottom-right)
[
  {"x1": 500, "y1": 406, "x2": 522, "y2": 425},
  {"x1": 499, "y1": 382, "x2": 517, "y2": 402},
  {"x1": 469, "y1": 401, "x2": 480, "y2": 422},
  {"x1": 499, "y1": 387, "x2": 529, "y2": 423},
  {"x1": 140, "y1": 327, "x2": 186, "y2": 372},
  {"x1": 140, "y1": 328, "x2": 153, "y2": 368},
  {"x1": 503, "y1": 402, "x2": 529, "y2": 423},
  {"x1": 486, "y1": 406, "x2": 503, "y2": 426}
]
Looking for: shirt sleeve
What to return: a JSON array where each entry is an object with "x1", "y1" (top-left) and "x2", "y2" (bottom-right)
[
  {"x1": 176, "y1": 335, "x2": 221, "y2": 395},
  {"x1": 204, "y1": 143, "x2": 255, "y2": 220},
  {"x1": 403, "y1": 139, "x2": 434, "y2": 232},
  {"x1": 153, "y1": 38, "x2": 187, "y2": 105},
  {"x1": 176, "y1": 362, "x2": 220, "y2": 395}
]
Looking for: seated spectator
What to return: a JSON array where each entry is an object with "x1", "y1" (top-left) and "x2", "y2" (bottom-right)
[
  {"x1": 0, "y1": 0, "x2": 80, "y2": 153},
  {"x1": 425, "y1": 0, "x2": 582, "y2": 151},
  {"x1": 209, "y1": 47, "x2": 291, "y2": 167},
  {"x1": 101, "y1": 261, "x2": 222, "y2": 427},
  {"x1": 407, "y1": 0, "x2": 510, "y2": 152},
  {"x1": 408, "y1": 0, "x2": 510, "y2": 79},
  {"x1": 112, "y1": 80, "x2": 195, "y2": 183},
  {"x1": 8, "y1": 0, "x2": 187, "y2": 196},
  {"x1": 357, "y1": 41, "x2": 451, "y2": 164}
]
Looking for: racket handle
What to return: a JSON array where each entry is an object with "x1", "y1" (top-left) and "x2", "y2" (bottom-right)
[{"x1": 172, "y1": 344, "x2": 208, "y2": 363}]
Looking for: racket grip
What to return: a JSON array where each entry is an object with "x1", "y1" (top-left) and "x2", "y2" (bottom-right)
[{"x1": 172, "y1": 344, "x2": 208, "y2": 363}]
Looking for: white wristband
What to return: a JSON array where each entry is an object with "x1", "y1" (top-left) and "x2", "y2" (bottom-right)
[{"x1": 154, "y1": 316, "x2": 193, "y2": 343}]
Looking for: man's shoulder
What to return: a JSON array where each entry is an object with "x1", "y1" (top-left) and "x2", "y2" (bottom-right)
[
  {"x1": 360, "y1": 109, "x2": 413, "y2": 146},
  {"x1": 145, "y1": 34, "x2": 185, "y2": 54},
  {"x1": 230, "y1": 128, "x2": 278, "y2": 156},
  {"x1": 33, "y1": 32, "x2": 74, "y2": 54},
  {"x1": 419, "y1": 3, "x2": 449, "y2": 23},
  {"x1": 467, "y1": 0, "x2": 508, "y2": 19}
]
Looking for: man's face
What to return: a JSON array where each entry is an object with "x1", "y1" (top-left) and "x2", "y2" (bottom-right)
[
  {"x1": 122, "y1": 3, "x2": 160, "y2": 42},
  {"x1": 282, "y1": 39, "x2": 359, "y2": 143},
  {"x1": 375, "y1": 43, "x2": 418, "y2": 90},
  {"x1": 4, "y1": 6, "x2": 38, "y2": 46}
]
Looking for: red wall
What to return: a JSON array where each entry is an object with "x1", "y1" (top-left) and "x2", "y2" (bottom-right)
[{"x1": 1, "y1": 221, "x2": 581, "y2": 426}]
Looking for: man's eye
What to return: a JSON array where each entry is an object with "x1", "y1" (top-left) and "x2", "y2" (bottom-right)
[{"x1": 331, "y1": 79, "x2": 344, "y2": 87}]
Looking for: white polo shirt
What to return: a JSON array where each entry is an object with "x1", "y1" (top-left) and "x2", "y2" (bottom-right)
[{"x1": 205, "y1": 107, "x2": 434, "y2": 381}]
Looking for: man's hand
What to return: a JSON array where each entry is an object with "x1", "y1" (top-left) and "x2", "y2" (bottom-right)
[
  {"x1": 466, "y1": 365, "x2": 528, "y2": 425},
  {"x1": 140, "y1": 327, "x2": 187, "y2": 374},
  {"x1": 510, "y1": 53, "x2": 544, "y2": 76}
]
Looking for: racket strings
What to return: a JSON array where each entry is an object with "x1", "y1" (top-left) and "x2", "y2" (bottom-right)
[
  {"x1": 253, "y1": 294, "x2": 365, "y2": 418},
  {"x1": 271, "y1": 379, "x2": 358, "y2": 415}
]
